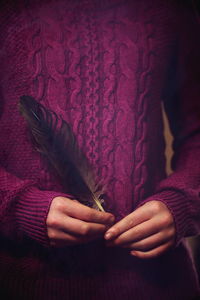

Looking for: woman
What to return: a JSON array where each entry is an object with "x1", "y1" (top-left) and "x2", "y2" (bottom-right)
[{"x1": 0, "y1": 0, "x2": 200, "y2": 299}]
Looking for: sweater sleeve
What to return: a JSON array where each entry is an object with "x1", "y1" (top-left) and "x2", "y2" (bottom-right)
[
  {"x1": 139, "y1": 5, "x2": 200, "y2": 245},
  {"x1": 0, "y1": 166, "x2": 72, "y2": 246}
]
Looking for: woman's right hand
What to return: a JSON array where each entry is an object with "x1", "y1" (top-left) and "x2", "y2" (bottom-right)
[{"x1": 46, "y1": 196, "x2": 115, "y2": 247}]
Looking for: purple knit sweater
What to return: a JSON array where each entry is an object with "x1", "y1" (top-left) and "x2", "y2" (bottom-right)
[{"x1": 0, "y1": 0, "x2": 200, "y2": 299}]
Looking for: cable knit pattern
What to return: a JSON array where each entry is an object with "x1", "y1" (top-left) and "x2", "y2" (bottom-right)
[{"x1": 0, "y1": 0, "x2": 200, "y2": 299}]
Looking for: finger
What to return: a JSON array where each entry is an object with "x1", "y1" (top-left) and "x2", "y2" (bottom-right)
[
  {"x1": 49, "y1": 230, "x2": 82, "y2": 247},
  {"x1": 106, "y1": 219, "x2": 160, "y2": 246},
  {"x1": 130, "y1": 241, "x2": 174, "y2": 259},
  {"x1": 104, "y1": 205, "x2": 153, "y2": 240},
  {"x1": 107, "y1": 214, "x2": 175, "y2": 247},
  {"x1": 48, "y1": 214, "x2": 109, "y2": 237},
  {"x1": 105, "y1": 200, "x2": 175, "y2": 242},
  {"x1": 62, "y1": 216, "x2": 109, "y2": 237},
  {"x1": 123, "y1": 230, "x2": 175, "y2": 251},
  {"x1": 58, "y1": 197, "x2": 115, "y2": 224},
  {"x1": 49, "y1": 231, "x2": 98, "y2": 247}
]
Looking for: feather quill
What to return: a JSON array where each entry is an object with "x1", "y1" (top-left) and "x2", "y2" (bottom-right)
[{"x1": 19, "y1": 95, "x2": 105, "y2": 211}]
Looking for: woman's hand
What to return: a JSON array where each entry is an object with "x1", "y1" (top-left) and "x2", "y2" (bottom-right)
[
  {"x1": 46, "y1": 196, "x2": 115, "y2": 247},
  {"x1": 104, "y1": 200, "x2": 175, "y2": 259}
]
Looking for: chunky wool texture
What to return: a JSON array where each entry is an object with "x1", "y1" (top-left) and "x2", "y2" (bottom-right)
[{"x1": 0, "y1": 0, "x2": 200, "y2": 299}]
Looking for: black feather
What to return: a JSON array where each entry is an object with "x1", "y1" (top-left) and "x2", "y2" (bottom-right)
[{"x1": 19, "y1": 95, "x2": 105, "y2": 211}]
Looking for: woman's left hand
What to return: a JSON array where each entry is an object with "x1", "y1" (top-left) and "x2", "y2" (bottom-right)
[{"x1": 104, "y1": 200, "x2": 176, "y2": 259}]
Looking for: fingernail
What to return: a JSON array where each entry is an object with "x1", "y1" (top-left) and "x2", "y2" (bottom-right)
[
  {"x1": 104, "y1": 231, "x2": 113, "y2": 240},
  {"x1": 130, "y1": 251, "x2": 137, "y2": 256}
]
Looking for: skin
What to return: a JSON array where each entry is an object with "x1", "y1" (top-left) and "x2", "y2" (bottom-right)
[
  {"x1": 46, "y1": 196, "x2": 115, "y2": 247},
  {"x1": 104, "y1": 200, "x2": 176, "y2": 259},
  {"x1": 47, "y1": 198, "x2": 175, "y2": 259}
]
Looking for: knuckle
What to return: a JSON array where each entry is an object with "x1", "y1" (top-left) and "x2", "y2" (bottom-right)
[
  {"x1": 54, "y1": 198, "x2": 65, "y2": 211},
  {"x1": 80, "y1": 224, "x2": 90, "y2": 236},
  {"x1": 48, "y1": 230, "x2": 56, "y2": 240},
  {"x1": 151, "y1": 201, "x2": 162, "y2": 213},
  {"x1": 161, "y1": 213, "x2": 172, "y2": 226},
  {"x1": 128, "y1": 219, "x2": 134, "y2": 227},
  {"x1": 135, "y1": 228, "x2": 142, "y2": 239},
  {"x1": 47, "y1": 216, "x2": 59, "y2": 227}
]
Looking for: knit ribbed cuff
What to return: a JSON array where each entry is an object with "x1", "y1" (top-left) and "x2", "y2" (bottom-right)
[
  {"x1": 137, "y1": 190, "x2": 192, "y2": 246},
  {"x1": 15, "y1": 186, "x2": 73, "y2": 247}
]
